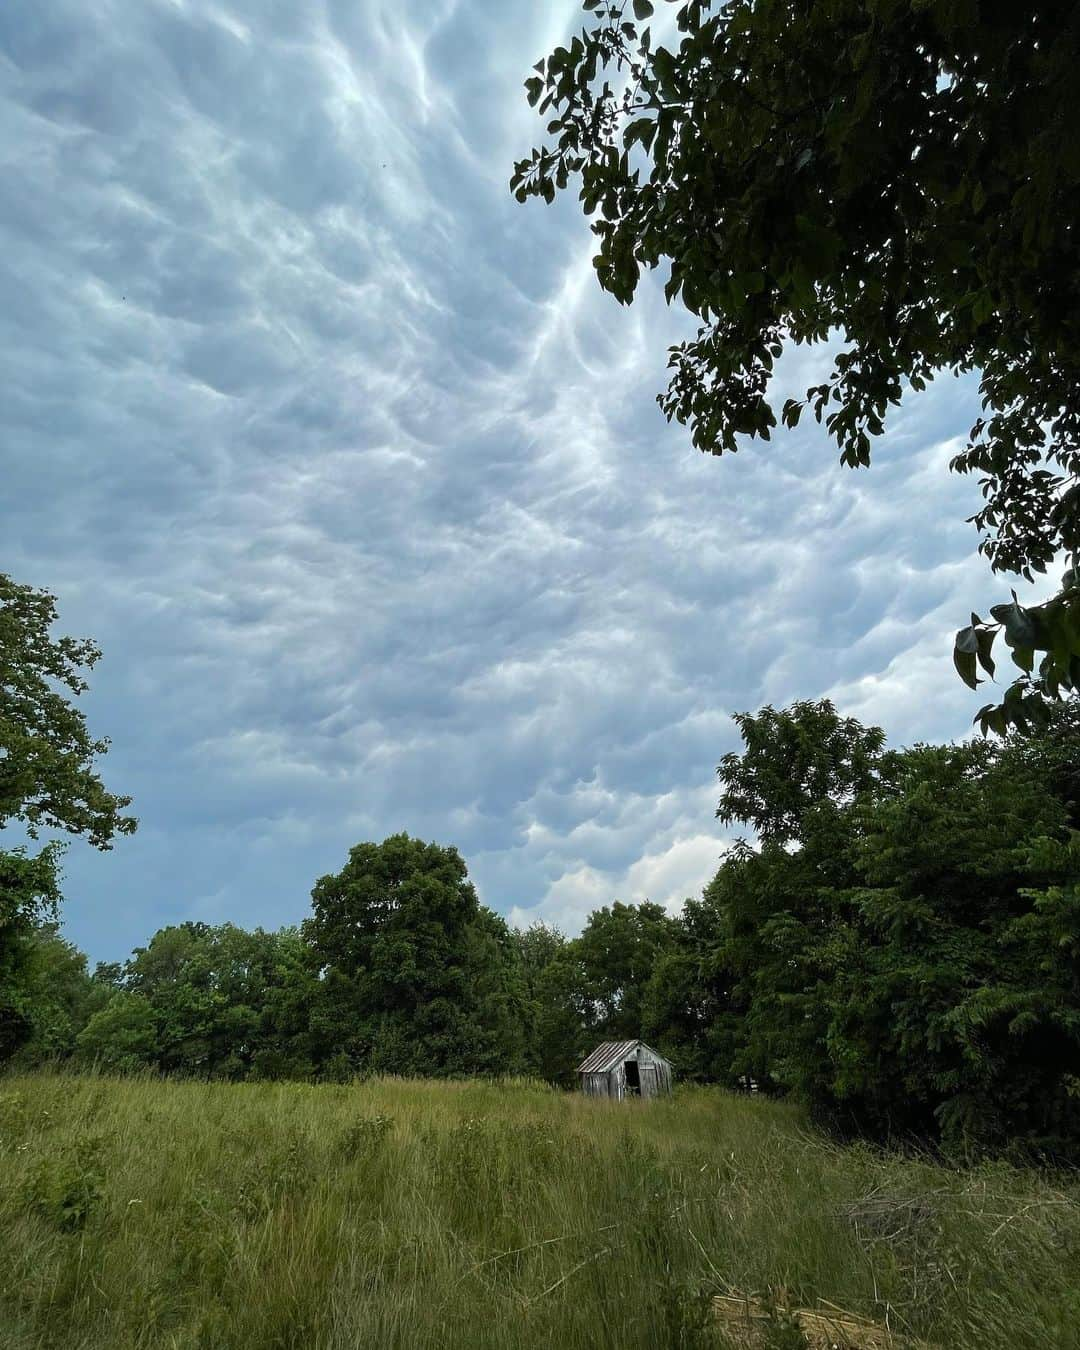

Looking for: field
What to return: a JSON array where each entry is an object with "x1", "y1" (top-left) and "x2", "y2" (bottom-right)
[{"x1": 0, "y1": 1075, "x2": 1078, "y2": 1349}]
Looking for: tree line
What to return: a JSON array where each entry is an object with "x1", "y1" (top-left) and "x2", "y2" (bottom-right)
[{"x1": 5, "y1": 682, "x2": 1079, "y2": 1161}]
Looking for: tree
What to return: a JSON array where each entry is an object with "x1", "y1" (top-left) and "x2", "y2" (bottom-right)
[
  {"x1": 6, "y1": 922, "x2": 101, "y2": 1066},
  {"x1": 513, "y1": 2, "x2": 1080, "y2": 731},
  {"x1": 640, "y1": 923, "x2": 738, "y2": 1083},
  {"x1": 75, "y1": 992, "x2": 158, "y2": 1074},
  {"x1": 572, "y1": 899, "x2": 679, "y2": 1038},
  {"x1": 118, "y1": 922, "x2": 318, "y2": 1079},
  {"x1": 705, "y1": 697, "x2": 1080, "y2": 1158},
  {"x1": 717, "y1": 699, "x2": 885, "y2": 845},
  {"x1": 1, "y1": 573, "x2": 136, "y2": 847},
  {"x1": 303, "y1": 834, "x2": 527, "y2": 1077},
  {"x1": 823, "y1": 740, "x2": 1080, "y2": 1156},
  {"x1": 513, "y1": 923, "x2": 592, "y2": 1083},
  {"x1": 0, "y1": 574, "x2": 135, "y2": 1063},
  {"x1": 0, "y1": 846, "x2": 62, "y2": 1061}
]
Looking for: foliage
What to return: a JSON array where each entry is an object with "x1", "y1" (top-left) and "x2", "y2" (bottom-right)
[
  {"x1": 1, "y1": 1074, "x2": 1079, "y2": 1349},
  {"x1": 639, "y1": 929, "x2": 737, "y2": 1084},
  {"x1": 573, "y1": 899, "x2": 679, "y2": 1038},
  {"x1": 696, "y1": 699, "x2": 1080, "y2": 1159},
  {"x1": 27, "y1": 1135, "x2": 105, "y2": 1233},
  {"x1": 717, "y1": 699, "x2": 885, "y2": 844},
  {"x1": 6, "y1": 923, "x2": 104, "y2": 1067},
  {"x1": 513, "y1": 923, "x2": 585, "y2": 1083},
  {"x1": 0, "y1": 574, "x2": 134, "y2": 1068},
  {"x1": 75, "y1": 993, "x2": 158, "y2": 1073},
  {"x1": 0, "y1": 572, "x2": 135, "y2": 848},
  {"x1": 75, "y1": 923, "x2": 319, "y2": 1079},
  {"x1": 512, "y1": 2, "x2": 1080, "y2": 729},
  {"x1": 0, "y1": 847, "x2": 62, "y2": 1064},
  {"x1": 5, "y1": 718, "x2": 1077, "y2": 1162},
  {"x1": 304, "y1": 834, "x2": 527, "y2": 1077}
]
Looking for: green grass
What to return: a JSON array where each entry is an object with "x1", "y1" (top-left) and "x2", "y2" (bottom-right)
[{"x1": 0, "y1": 1074, "x2": 1078, "y2": 1349}]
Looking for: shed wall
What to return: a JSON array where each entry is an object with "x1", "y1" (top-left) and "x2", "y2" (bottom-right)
[{"x1": 579, "y1": 1042, "x2": 673, "y2": 1100}]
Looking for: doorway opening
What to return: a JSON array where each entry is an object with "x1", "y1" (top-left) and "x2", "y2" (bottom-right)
[{"x1": 624, "y1": 1060, "x2": 640, "y2": 1096}]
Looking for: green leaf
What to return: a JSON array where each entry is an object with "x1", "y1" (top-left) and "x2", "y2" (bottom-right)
[
  {"x1": 624, "y1": 118, "x2": 656, "y2": 153},
  {"x1": 633, "y1": 0, "x2": 654, "y2": 17},
  {"x1": 975, "y1": 626, "x2": 997, "y2": 678},
  {"x1": 990, "y1": 600, "x2": 1038, "y2": 650},
  {"x1": 953, "y1": 645, "x2": 979, "y2": 690},
  {"x1": 972, "y1": 290, "x2": 994, "y2": 326}
]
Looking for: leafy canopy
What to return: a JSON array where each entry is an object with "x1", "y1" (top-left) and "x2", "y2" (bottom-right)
[
  {"x1": 0, "y1": 846, "x2": 63, "y2": 1061},
  {"x1": 1, "y1": 574, "x2": 135, "y2": 1065},
  {"x1": 717, "y1": 699, "x2": 885, "y2": 844},
  {"x1": 1, "y1": 573, "x2": 136, "y2": 848},
  {"x1": 703, "y1": 697, "x2": 1080, "y2": 1158},
  {"x1": 303, "y1": 834, "x2": 527, "y2": 1077},
  {"x1": 513, "y1": 1, "x2": 1080, "y2": 733}
]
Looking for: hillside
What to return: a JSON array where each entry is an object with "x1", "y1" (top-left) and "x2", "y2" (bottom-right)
[{"x1": 0, "y1": 1075, "x2": 1077, "y2": 1349}]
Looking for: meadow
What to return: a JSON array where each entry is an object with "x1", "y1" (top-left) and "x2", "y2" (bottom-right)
[{"x1": 0, "y1": 1075, "x2": 1077, "y2": 1350}]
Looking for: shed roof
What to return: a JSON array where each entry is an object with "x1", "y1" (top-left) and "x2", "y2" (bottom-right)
[{"x1": 577, "y1": 1040, "x2": 670, "y2": 1074}]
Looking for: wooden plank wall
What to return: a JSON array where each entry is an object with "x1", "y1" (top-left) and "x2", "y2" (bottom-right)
[{"x1": 580, "y1": 1046, "x2": 673, "y2": 1099}]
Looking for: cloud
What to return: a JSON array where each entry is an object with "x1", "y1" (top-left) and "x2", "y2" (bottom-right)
[{"x1": 0, "y1": 0, "x2": 1032, "y2": 961}]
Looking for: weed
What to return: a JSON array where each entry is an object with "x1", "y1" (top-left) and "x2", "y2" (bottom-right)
[
  {"x1": 339, "y1": 1112, "x2": 394, "y2": 1160},
  {"x1": 26, "y1": 1135, "x2": 105, "y2": 1232},
  {"x1": 0, "y1": 1091, "x2": 27, "y2": 1138}
]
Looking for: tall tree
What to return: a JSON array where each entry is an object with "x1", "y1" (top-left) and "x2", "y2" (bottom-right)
[
  {"x1": 639, "y1": 901, "x2": 740, "y2": 1084},
  {"x1": 1, "y1": 573, "x2": 135, "y2": 1063},
  {"x1": 823, "y1": 739, "x2": 1079, "y2": 1155},
  {"x1": 303, "y1": 834, "x2": 526, "y2": 1077},
  {"x1": 573, "y1": 899, "x2": 679, "y2": 1039},
  {"x1": 515, "y1": 924, "x2": 592, "y2": 1083},
  {"x1": 513, "y1": 2, "x2": 1080, "y2": 731},
  {"x1": 705, "y1": 698, "x2": 1080, "y2": 1158},
  {"x1": 5, "y1": 922, "x2": 101, "y2": 1066},
  {"x1": 717, "y1": 699, "x2": 885, "y2": 845}
]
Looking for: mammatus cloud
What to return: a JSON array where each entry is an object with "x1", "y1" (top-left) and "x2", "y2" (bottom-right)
[{"x1": 0, "y1": 0, "x2": 1028, "y2": 958}]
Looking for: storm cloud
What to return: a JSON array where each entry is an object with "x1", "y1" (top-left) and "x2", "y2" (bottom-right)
[{"x1": 1, "y1": 0, "x2": 1015, "y2": 959}]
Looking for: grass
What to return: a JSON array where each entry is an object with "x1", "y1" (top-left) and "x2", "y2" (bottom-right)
[{"x1": 0, "y1": 1074, "x2": 1078, "y2": 1349}]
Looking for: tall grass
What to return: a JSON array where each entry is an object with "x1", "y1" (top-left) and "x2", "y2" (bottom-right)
[{"x1": 0, "y1": 1073, "x2": 1077, "y2": 1348}]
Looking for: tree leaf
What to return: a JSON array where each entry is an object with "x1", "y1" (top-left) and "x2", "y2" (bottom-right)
[
  {"x1": 975, "y1": 626, "x2": 997, "y2": 678},
  {"x1": 953, "y1": 645, "x2": 979, "y2": 690},
  {"x1": 989, "y1": 600, "x2": 1038, "y2": 650}
]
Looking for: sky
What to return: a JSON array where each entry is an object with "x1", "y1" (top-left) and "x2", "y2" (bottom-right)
[{"x1": 0, "y1": 0, "x2": 1019, "y2": 964}]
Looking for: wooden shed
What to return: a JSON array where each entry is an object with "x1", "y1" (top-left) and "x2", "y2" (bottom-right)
[{"x1": 577, "y1": 1039, "x2": 673, "y2": 1100}]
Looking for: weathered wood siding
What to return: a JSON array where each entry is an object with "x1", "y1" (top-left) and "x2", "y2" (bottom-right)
[
  {"x1": 635, "y1": 1043, "x2": 673, "y2": 1097},
  {"x1": 578, "y1": 1040, "x2": 673, "y2": 1100}
]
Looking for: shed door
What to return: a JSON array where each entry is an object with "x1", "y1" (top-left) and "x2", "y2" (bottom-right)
[{"x1": 639, "y1": 1063, "x2": 658, "y2": 1098}]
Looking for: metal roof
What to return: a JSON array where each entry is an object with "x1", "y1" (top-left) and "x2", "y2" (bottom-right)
[{"x1": 577, "y1": 1039, "x2": 670, "y2": 1074}]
